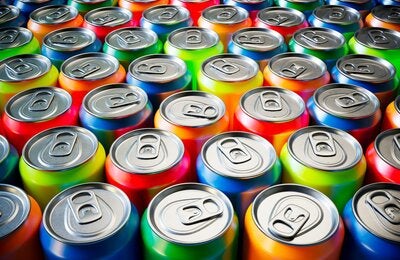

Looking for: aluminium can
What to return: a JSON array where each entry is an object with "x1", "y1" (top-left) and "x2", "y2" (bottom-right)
[
  {"x1": 366, "y1": 5, "x2": 400, "y2": 32},
  {"x1": 325, "y1": 0, "x2": 375, "y2": 18},
  {"x1": 273, "y1": 0, "x2": 324, "y2": 18},
  {"x1": 19, "y1": 126, "x2": 106, "y2": 209},
  {"x1": 222, "y1": 0, "x2": 273, "y2": 22},
  {"x1": 0, "y1": 27, "x2": 40, "y2": 60},
  {"x1": 118, "y1": 0, "x2": 169, "y2": 26},
  {"x1": 13, "y1": 0, "x2": 65, "y2": 17},
  {"x1": 68, "y1": 0, "x2": 116, "y2": 15},
  {"x1": 0, "y1": 135, "x2": 19, "y2": 185},
  {"x1": 382, "y1": 95, "x2": 400, "y2": 130},
  {"x1": 170, "y1": 0, "x2": 220, "y2": 26},
  {"x1": 0, "y1": 5, "x2": 26, "y2": 28},
  {"x1": 141, "y1": 182, "x2": 239, "y2": 259},
  {"x1": 40, "y1": 182, "x2": 140, "y2": 260}
]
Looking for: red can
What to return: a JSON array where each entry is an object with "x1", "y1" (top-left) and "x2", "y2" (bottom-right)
[
  {"x1": 170, "y1": 0, "x2": 220, "y2": 26},
  {"x1": 118, "y1": 0, "x2": 169, "y2": 25},
  {"x1": 2, "y1": 87, "x2": 79, "y2": 154},
  {"x1": 382, "y1": 95, "x2": 400, "y2": 130},
  {"x1": 105, "y1": 128, "x2": 192, "y2": 214}
]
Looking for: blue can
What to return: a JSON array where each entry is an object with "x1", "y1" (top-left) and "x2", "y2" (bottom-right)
[
  {"x1": 0, "y1": 5, "x2": 26, "y2": 28},
  {"x1": 41, "y1": 27, "x2": 102, "y2": 69},
  {"x1": 197, "y1": 131, "x2": 281, "y2": 222},
  {"x1": 378, "y1": 0, "x2": 400, "y2": 5},
  {"x1": 13, "y1": 0, "x2": 65, "y2": 16},
  {"x1": 40, "y1": 182, "x2": 140, "y2": 260},
  {"x1": 223, "y1": 0, "x2": 273, "y2": 21},
  {"x1": 0, "y1": 135, "x2": 19, "y2": 186},
  {"x1": 342, "y1": 182, "x2": 400, "y2": 259},
  {"x1": 325, "y1": 0, "x2": 376, "y2": 18}
]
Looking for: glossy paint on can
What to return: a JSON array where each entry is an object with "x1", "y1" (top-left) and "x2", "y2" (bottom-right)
[
  {"x1": 366, "y1": 5, "x2": 400, "y2": 32},
  {"x1": 223, "y1": 0, "x2": 273, "y2": 22},
  {"x1": 0, "y1": 136, "x2": 19, "y2": 185},
  {"x1": 382, "y1": 95, "x2": 400, "y2": 130},
  {"x1": 119, "y1": 0, "x2": 169, "y2": 26},
  {"x1": 170, "y1": 0, "x2": 219, "y2": 26},
  {"x1": 14, "y1": 0, "x2": 64, "y2": 16}
]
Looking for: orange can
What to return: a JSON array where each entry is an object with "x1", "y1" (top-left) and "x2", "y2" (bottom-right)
[
  {"x1": 382, "y1": 95, "x2": 400, "y2": 130},
  {"x1": 243, "y1": 184, "x2": 345, "y2": 260},
  {"x1": 0, "y1": 184, "x2": 43, "y2": 259},
  {"x1": 118, "y1": 0, "x2": 169, "y2": 25},
  {"x1": 366, "y1": 5, "x2": 400, "y2": 32}
]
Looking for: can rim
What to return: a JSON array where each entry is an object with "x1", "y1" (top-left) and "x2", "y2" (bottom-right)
[
  {"x1": 142, "y1": 5, "x2": 191, "y2": 25},
  {"x1": 29, "y1": 5, "x2": 79, "y2": 25},
  {"x1": 200, "y1": 4, "x2": 249, "y2": 25},
  {"x1": 0, "y1": 27, "x2": 33, "y2": 50},
  {"x1": 166, "y1": 26, "x2": 220, "y2": 50},
  {"x1": 84, "y1": 7, "x2": 132, "y2": 27},
  {"x1": 0, "y1": 54, "x2": 52, "y2": 82},
  {"x1": 372, "y1": 5, "x2": 400, "y2": 25},
  {"x1": 374, "y1": 129, "x2": 400, "y2": 168},
  {"x1": 257, "y1": 7, "x2": 305, "y2": 27},
  {"x1": 231, "y1": 27, "x2": 285, "y2": 52},
  {"x1": 42, "y1": 27, "x2": 97, "y2": 52},
  {"x1": 104, "y1": 27, "x2": 159, "y2": 51},
  {"x1": 311, "y1": 5, "x2": 361, "y2": 25}
]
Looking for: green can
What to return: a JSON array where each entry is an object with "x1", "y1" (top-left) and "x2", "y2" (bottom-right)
[
  {"x1": 164, "y1": 27, "x2": 224, "y2": 90},
  {"x1": 280, "y1": 126, "x2": 366, "y2": 212},
  {"x1": 141, "y1": 182, "x2": 239, "y2": 260},
  {"x1": 0, "y1": 27, "x2": 40, "y2": 60},
  {"x1": 103, "y1": 27, "x2": 163, "y2": 70},
  {"x1": 68, "y1": 0, "x2": 116, "y2": 14},
  {"x1": 274, "y1": 0, "x2": 324, "y2": 17}
]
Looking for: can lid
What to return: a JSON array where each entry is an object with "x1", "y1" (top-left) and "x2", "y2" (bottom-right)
[
  {"x1": 293, "y1": 27, "x2": 345, "y2": 51},
  {"x1": 105, "y1": 27, "x2": 158, "y2": 51},
  {"x1": 23, "y1": 126, "x2": 98, "y2": 171},
  {"x1": 0, "y1": 27, "x2": 33, "y2": 50},
  {"x1": 395, "y1": 95, "x2": 400, "y2": 114},
  {"x1": 353, "y1": 183, "x2": 400, "y2": 244},
  {"x1": 43, "y1": 182, "x2": 131, "y2": 244},
  {"x1": 0, "y1": 135, "x2": 10, "y2": 164},
  {"x1": 0, "y1": 5, "x2": 20, "y2": 25},
  {"x1": 240, "y1": 87, "x2": 305, "y2": 122},
  {"x1": 0, "y1": 184, "x2": 30, "y2": 239},
  {"x1": 159, "y1": 91, "x2": 226, "y2": 127},
  {"x1": 143, "y1": 5, "x2": 190, "y2": 24},
  {"x1": 313, "y1": 83, "x2": 379, "y2": 119},
  {"x1": 269, "y1": 53, "x2": 326, "y2": 81},
  {"x1": 128, "y1": 54, "x2": 186, "y2": 83},
  {"x1": 0, "y1": 54, "x2": 51, "y2": 82},
  {"x1": 257, "y1": 7, "x2": 305, "y2": 27},
  {"x1": 5, "y1": 87, "x2": 72, "y2": 122},
  {"x1": 43, "y1": 27, "x2": 97, "y2": 52},
  {"x1": 147, "y1": 183, "x2": 234, "y2": 244},
  {"x1": 252, "y1": 184, "x2": 339, "y2": 245},
  {"x1": 312, "y1": 5, "x2": 361, "y2": 25},
  {"x1": 202, "y1": 54, "x2": 259, "y2": 82},
  {"x1": 202, "y1": 5, "x2": 249, "y2": 25},
  {"x1": 336, "y1": 54, "x2": 395, "y2": 84},
  {"x1": 83, "y1": 83, "x2": 149, "y2": 119},
  {"x1": 355, "y1": 27, "x2": 400, "y2": 50},
  {"x1": 288, "y1": 126, "x2": 362, "y2": 171},
  {"x1": 374, "y1": 129, "x2": 400, "y2": 169},
  {"x1": 202, "y1": 132, "x2": 277, "y2": 179},
  {"x1": 167, "y1": 27, "x2": 219, "y2": 50},
  {"x1": 61, "y1": 53, "x2": 119, "y2": 81},
  {"x1": 371, "y1": 5, "x2": 400, "y2": 25},
  {"x1": 110, "y1": 128, "x2": 184, "y2": 174},
  {"x1": 231, "y1": 27, "x2": 284, "y2": 52},
  {"x1": 29, "y1": 5, "x2": 78, "y2": 25},
  {"x1": 85, "y1": 7, "x2": 132, "y2": 27}
]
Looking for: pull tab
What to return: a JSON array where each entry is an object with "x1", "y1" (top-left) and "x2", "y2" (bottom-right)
[
  {"x1": 308, "y1": 131, "x2": 336, "y2": 157},
  {"x1": 186, "y1": 29, "x2": 202, "y2": 44},
  {"x1": 260, "y1": 90, "x2": 283, "y2": 111},
  {"x1": 237, "y1": 34, "x2": 265, "y2": 45},
  {"x1": 105, "y1": 92, "x2": 140, "y2": 109},
  {"x1": 27, "y1": 90, "x2": 55, "y2": 112},
  {"x1": 117, "y1": 31, "x2": 141, "y2": 45},
  {"x1": 210, "y1": 59, "x2": 240, "y2": 75},
  {"x1": 279, "y1": 63, "x2": 306, "y2": 78},
  {"x1": 393, "y1": 134, "x2": 400, "y2": 154},
  {"x1": 67, "y1": 190, "x2": 102, "y2": 225},
  {"x1": 368, "y1": 29, "x2": 390, "y2": 45},
  {"x1": 136, "y1": 134, "x2": 161, "y2": 160},
  {"x1": 335, "y1": 91, "x2": 369, "y2": 108},
  {"x1": 268, "y1": 204, "x2": 310, "y2": 240},
  {"x1": 49, "y1": 34, "x2": 78, "y2": 44},
  {"x1": 134, "y1": 63, "x2": 167, "y2": 74},
  {"x1": 0, "y1": 7, "x2": 11, "y2": 20},
  {"x1": 92, "y1": 14, "x2": 117, "y2": 25},
  {"x1": 388, "y1": 8, "x2": 400, "y2": 20},
  {"x1": 0, "y1": 29, "x2": 19, "y2": 44},
  {"x1": 70, "y1": 62, "x2": 101, "y2": 78},
  {"x1": 300, "y1": 31, "x2": 329, "y2": 45},
  {"x1": 158, "y1": 7, "x2": 179, "y2": 20},
  {"x1": 182, "y1": 102, "x2": 218, "y2": 119},
  {"x1": 48, "y1": 132, "x2": 77, "y2": 157},
  {"x1": 177, "y1": 196, "x2": 223, "y2": 225},
  {"x1": 266, "y1": 14, "x2": 288, "y2": 25},
  {"x1": 45, "y1": 7, "x2": 71, "y2": 21},
  {"x1": 217, "y1": 137, "x2": 252, "y2": 164},
  {"x1": 328, "y1": 7, "x2": 345, "y2": 20},
  {"x1": 5, "y1": 59, "x2": 33, "y2": 75},
  {"x1": 342, "y1": 62, "x2": 375, "y2": 75},
  {"x1": 216, "y1": 7, "x2": 237, "y2": 20},
  {"x1": 367, "y1": 191, "x2": 400, "y2": 224}
]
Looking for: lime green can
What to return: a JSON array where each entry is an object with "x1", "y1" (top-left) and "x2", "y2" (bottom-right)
[{"x1": 0, "y1": 27, "x2": 40, "y2": 60}]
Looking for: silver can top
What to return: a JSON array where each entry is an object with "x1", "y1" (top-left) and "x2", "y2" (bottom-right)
[
  {"x1": 371, "y1": 5, "x2": 400, "y2": 25},
  {"x1": 167, "y1": 27, "x2": 220, "y2": 50},
  {"x1": 293, "y1": 27, "x2": 346, "y2": 51},
  {"x1": 202, "y1": 5, "x2": 249, "y2": 24},
  {"x1": 0, "y1": 27, "x2": 33, "y2": 50},
  {"x1": 375, "y1": 129, "x2": 400, "y2": 169},
  {"x1": 355, "y1": 27, "x2": 400, "y2": 50},
  {"x1": 84, "y1": 7, "x2": 132, "y2": 27},
  {"x1": 0, "y1": 135, "x2": 10, "y2": 164},
  {"x1": 257, "y1": 7, "x2": 305, "y2": 27},
  {"x1": 0, "y1": 54, "x2": 51, "y2": 82},
  {"x1": 312, "y1": 5, "x2": 361, "y2": 25},
  {"x1": 43, "y1": 27, "x2": 97, "y2": 52},
  {"x1": 0, "y1": 6, "x2": 20, "y2": 25},
  {"x1": 143, "y1": 5, "x2": 190, "y2": 24},
  {"x1": 105, "y1": 27, "x2": 158, "y2": 51},
  {"x1": 231, "y1": 27, "x2": 284, "y2": 52},
  {"x1": 29, "y1": 5, "x2": 79, "y2": 25}
]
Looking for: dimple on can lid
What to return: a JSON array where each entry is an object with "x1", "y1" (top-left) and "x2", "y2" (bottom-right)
[
  {"x1": 0, "y1": 27, "x2": 33, "y2": 51},
  {"x1": 29, "y1": 5, "x2": 79, "y2": 25},
  {"x1": 142, "y1": 5, "x2": 190, "y2": 25},
  {"x1": 201, "y1": 4, "x2": 249, "y2": 25},
  {"x1": 105, "y1": 27, "x2": 158, "y2": 52},
  {"x1": 167, "y1": 27, "x2": 220, "y2": 50},
  {"x1": 374, "y1": 129, "x2": 400, "y2": 170},
  {"x1": 84, "y1": 6, "x2": 132, "y2": 27},
  {"x1": 43, "y1": 27, "x2": 99, "y2": 52}
]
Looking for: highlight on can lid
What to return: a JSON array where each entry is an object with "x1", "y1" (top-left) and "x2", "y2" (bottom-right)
[
  {"x1": 257, "y1": 6, "x2": 306, "y2": 27},
  {"x1": 43, "y1": 27, "x2": 99, "y2": 52},
  {"x1": 231, "y1": 27, "x2": 285, "y2": 53},
  {"x1": 311, "y1": 5, "x2": 362, "y2": 25},
  {"x1": 370, "y1": 5, "x2": 400, "y2": 25},
  {"x1": 201, "y1": 4, "x2": 249, "y2": 24},
  {"x1": 29, "y1": 5, "x2": 79, "y2": 25},
  {"x1": 167, "y1": 27, "x2": 220, "y2": 50},
  {"x1": 354, "y1": 27, "x2": 400, "y2": 50},
  {"x1": 142, "y1": 4, "x2": 191, "y2": 24},
  {"x1": 374, "y1": 129, "x2": 400, "y2": 170},
  {"x1": 84, "y1": 7, "x2": 133, "y2": 27},
  {"x1": 292, "y1": 27, "x2": 346, "y2": 51},
  {"x1": 0, "y1": 27, "x2": 33, "y2": 51},
  {"x1": 0, "y1": 54, "x2": 51, "y2": 82},
  {"x1": 0, "y1": 5, "x2": 22, "y2": 27},
  {"x1": 105, "y1": 27, "x2": 159, "y2": 51}
]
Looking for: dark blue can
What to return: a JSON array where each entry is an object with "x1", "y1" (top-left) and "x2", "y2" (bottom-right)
[
  {"x1": 378, "y1": 0, "x2": 400, "y2": 5},
  {"x1": 0, "y1": 135, "x2": 20, "y2": 186},
  {"x1": 0, "y1": 5, "x2": 26, "y2": 28},
  {"x1": 223, "y1": 0, "x2": 273, "y2": 21},
  {"x1": 342, "y1": 182, "x2": 400, "y2": 259},
  {"x1": 40, "y1": 182, "x2": 141, "y2": 260},
  {"x1": 13, "y1": 0, "x2": 65, "y2": 16},
  {"x1": 325, "y1": 0, "x2": 376, "y2": 18}
]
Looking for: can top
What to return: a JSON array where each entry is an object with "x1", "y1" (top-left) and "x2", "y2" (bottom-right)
[
  {"x1": 371, "y1": 5, "x2": 400, "y2": 25},
  {"x1": 105, "y1": 27, "x2": 158, "y2": 51},
  {"x1": 0, "y1": 27, "x2": 33, "y2": 50},
  {"x1": 202, "y1": 54, "x2": 259, "y2": 82},
  {"x1": 23, "y1": 126, "x2": 98, "y2": 171},
  {"x1": 354, "y1": 27, "x2": 400, "y2": 50},
  {"x1": 268, "y1": 53, "x2": 326, "y2": 81},
  {"x1": 312, "y1": 5, "x2": 361, "y2": 25},
  {"x1": 83, "y1": 83, "x2": 149, "y2": 119},
  {"x1": 375, "y1": 129, "x2": 400, "y2": 169},
  {"x1": 292, "y1": 27, "x2": 345, "y2": 51},
  {"x1": 29, "y1": 5, "x2": 79, "y2": 25},
  {"x1": 110, "y1": 128, "x2": 184, "y2": 174},
  {"x1": 257, "y1": 7, "x2": 305, "y2": 27},
  {"x1": 143, "y1": 5, "x2": 190, "y2": 24},
  {"x1": 5, "y1": 87, "x2": 72, "y2": 122},
  {"x1": 43, "y1": 182, "x2": 131, "y2": 244},
  {"x1": 159, "y1": 91, "x2": 226, "y2": 127},
  {"x1": 252, "y1": 184, "x2": 339, "y2": 245},
  {"x1": 202, "y1": 132, "x2": 277, "y2": 179},
  {"x1": 0, "y1": 135, "x2": 10, "y2": 164},
  {"x1": 0, "y1": 5, "x2": 20, "y2": 25},
  {"x1": 84, "y1": 7, "x2": 132, "y2": 27},
  {"x1": 240, "y1": 87, "x2": 305, "y2": 122},
  {"x1": 167, "y1": 27, "x2": 220, "y2": 50},
  {"x1": 43, "y1": 27, "x2": 98, "y2": 52},
  {"x1": 128, "y1": 54, "x2": 187, "y2": 83},
  {"x1": 353, "y1": 183, "x2": 400, "y2": 244},
  {"x1": 0, "y1": 54, "x2": 51, "y2": 82},
  {"x1": 312, "y1": 83, "x2": 379, "y2": 119},
  {"x1": 395, "y1": 95, "x2": 400, "y2": 114},
  {"x1": 336, "y1": 54, "x2": 395, "y2": 84},
  {"x1": 0, "y1": 184, "x2": 30, "y2": 239},
  {"x1": 147, "y1": 183, "x2": 234, "y2": 244},
  {"x1": 288, "y1": 126, "x2": 362, "y2": 171},
  {"x1": 201, "y1": 5, "x2": 249, "y2": 25},
  {"x1": 231, "y1": 27, "x2": 284, "y2": 52},
  {"x1": 61, "y1": 52, "x2": 120, "y2": 81}
]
